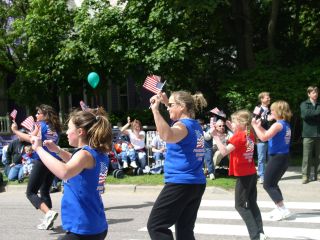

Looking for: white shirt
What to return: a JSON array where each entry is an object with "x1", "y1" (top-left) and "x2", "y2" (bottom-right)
[{"x1": 127, "y1": 129, "x2": 145, "y2": 150}]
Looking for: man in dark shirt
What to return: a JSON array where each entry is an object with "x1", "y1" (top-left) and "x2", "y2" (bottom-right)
[{"x1": 300, "y1": 86, "x2": 320, "y2": 184}]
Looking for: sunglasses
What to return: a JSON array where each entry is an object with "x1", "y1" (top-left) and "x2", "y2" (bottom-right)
[
  {"x1": 217, "y1": 125, "x2": 225, "y2": 127},
  {"x1": 167, "y1": 103, "x2": 178, "y2": 108}
]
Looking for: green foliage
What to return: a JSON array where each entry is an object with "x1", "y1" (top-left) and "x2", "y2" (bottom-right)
[
  {"x1": 0, "y1": 0, "x2": 320, "y2": 121},
  {"x1": 220, "y1": 57, "x2": 320, "y2": 115}
]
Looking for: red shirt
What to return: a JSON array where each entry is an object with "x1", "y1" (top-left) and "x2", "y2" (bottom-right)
[{"x1": 228, "y1": 130, "x2": 256, "y2": 176}]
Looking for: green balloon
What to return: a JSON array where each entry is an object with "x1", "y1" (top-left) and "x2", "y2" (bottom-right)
[{"x1": 87, "y1": 72, "x2": 100, "y2": 88}]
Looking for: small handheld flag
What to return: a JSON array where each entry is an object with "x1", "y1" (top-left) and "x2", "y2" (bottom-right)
[
  {"x1": 143, "y1": 75, "x2": 164, "y2": 94},
  {"x1": 253, "y1": 106, "x2": 261, "y2": 116},
  {"x1": 10, "y1": 109, "x2": 18, "y2": 120},
  {"x1": 21, "y1": 116, "x2": 35, "y2": 132},
  {"x1": 210, "y1": 107, "x2": 226, "y2": 118},
  {"x1": 80, "y1": 100, "x2": 89, "y2": 111}
]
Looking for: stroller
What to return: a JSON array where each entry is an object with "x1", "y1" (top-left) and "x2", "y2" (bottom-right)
[{"x1": 107, "y1": 145, "x2": 124, "y2": 179}]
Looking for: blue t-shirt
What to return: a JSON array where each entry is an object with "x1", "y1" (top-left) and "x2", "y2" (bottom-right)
[
  {"x1": 62, "y1": 146, "x2": 109, "y2": 235},
  {"x1": 268, "y1": 120, "x2": 291, "y2": 155},
  {"x1": 33, "y1": 121, "x2": 60, "y2": 160},
  {"x1": 164, "y1": 118, "x2": 206, "y2": 184}
]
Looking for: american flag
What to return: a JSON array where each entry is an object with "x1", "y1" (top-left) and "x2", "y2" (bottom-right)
[
  {"x1": 253, "y1": 106, "x2": 261, "y2": 115},
  {"x1": 210, "y1": 107, "x2": 220, "y2": 115},
  {"x1": 98, "y1": 161, "x2": 108, "y2": 184},
  {"x1": 21, "y1": 116, "x2": 35, "y2": 131},
  {"x1": 47, "y1": 128, "x2": 56, "y2": 136},
  {"x1": 142, "y1": 75, "x2": 164, "y2": 94},
  {"x1": 210, "y1": 107, "x2": 226, "y2": 118},
  {"x1": 10, "y1": 109, "x2": 18, "y2": 120},
  {"x1": 80, "y1": 100, "x2": 89, "y2": 111}
]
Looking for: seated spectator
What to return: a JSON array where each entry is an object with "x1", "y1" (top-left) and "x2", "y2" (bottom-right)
[
  {"x1": 212, "y1": 119, "x2": 232, "y2": 169},
  {"x1": 151, "y1": 131, "x2": 166, "y2": 165},
  {"x1": 121, "y1": 117, "x2": 147, "y2": 169},
  {"x1": 6, "y1": 135, "x2": 29, "y2": 183},
  {"x1": 22, "y1": 145, "x2": 38, "y2": 177}
]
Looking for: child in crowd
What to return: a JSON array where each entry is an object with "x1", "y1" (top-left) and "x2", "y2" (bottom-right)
[
  {"x1": 211, "y1": 110, "x2": 266, "y2": 240},
  {"x1": 120, "y1": 141, "x2": 137, "y2": 168},
  {"x1": 22, "y1": 145, "x2": 38, "y2": 176},
  {"x1": 252, "y1": 100, "x2": 292, "y2": 221}
]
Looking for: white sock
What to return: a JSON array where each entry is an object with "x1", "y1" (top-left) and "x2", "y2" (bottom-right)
[{"x1": 279, "y1": 205, "x2": 286, "y2": 211}]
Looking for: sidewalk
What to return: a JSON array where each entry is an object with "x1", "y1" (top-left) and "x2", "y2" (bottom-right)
[{"x1": 2, "y1": 167, "x2": 319, "y2": 200}]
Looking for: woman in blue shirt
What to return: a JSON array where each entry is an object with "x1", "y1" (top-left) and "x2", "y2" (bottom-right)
[
  {"x1": 148, "y1": 90, "x2": 207, "y2": 240},
  {"x1": 31, "y1": 107, "x2": 112, "y2": 240},
  {"x1": 11, "y1": 104, "x2": 62, "y2": 230}
]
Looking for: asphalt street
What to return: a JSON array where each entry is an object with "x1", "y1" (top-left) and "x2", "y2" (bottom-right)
[{"x1": 0, "y1": 167, "x2": 319, "y2": 240}]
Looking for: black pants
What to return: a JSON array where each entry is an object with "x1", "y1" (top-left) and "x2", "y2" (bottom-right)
[
  {"x1": 147, "y1": 183, "x2": 206, "y2": 240},
  {"x1": 58, "y1": 229, "x2": 107, "y2": 240},
  {"x1": 263, "y1": 154, "x2": 289, "y2": 204},
  {"x1": 235, "y1": 174, "x2": 264, "y2": 240},
  {"x1": 26, "y1": 160, "x2": 55, "y2": 209}
]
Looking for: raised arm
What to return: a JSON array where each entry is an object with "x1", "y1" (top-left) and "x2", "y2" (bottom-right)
[
  {"x1": 120, "y1": 116, "x2": 131, "y2": 135},
  {"x1": 150, "y1": 93, "x2": 188, "y2": 143},
  {"x1": 251, "y1": 118, "x2": 282, "y2": 142},
  {"x1": 32, "y1": 136, "x2": 93, "y2": 180},
  {"x1": 43, "y1": 140, "x2": 72, "y2": 163},
  {"x1": 11, "y1": 122, "x2": 31, "y2": 143}
]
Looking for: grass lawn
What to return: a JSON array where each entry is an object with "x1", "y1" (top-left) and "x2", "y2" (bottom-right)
[
  {"x1": 106, "y1": 173, "x2": 236, "y2": 190},
  {"x1": 1, "y1": 172, "x2": 236, "y2": 191}
]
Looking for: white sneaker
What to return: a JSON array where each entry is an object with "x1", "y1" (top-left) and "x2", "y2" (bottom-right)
[
  {"x1": 267, "y1": 208, "x2": 280, "y2": 218},
  {"x1": 279, "y1": 207, "x2": 291, "y2": 220},
  {"x1": 123, "y1": 161, "x2": 128, "y2": 168},
  {"x1": 260, "y1": 233, "x2": 267, "y2": 240},
  {"x1": 37, "y1": 210, "x2": 58, "y2": 230},
  {"x1": 209, "y1": 173, "x2": 215, "y2": 180},
  {"x1": 270, "y1": 207, "x2": 291, "y2": 221},
  {"x1": 37, "y1": 221, "x2": 53, "y2": 230},
  {"x1": 130, "y1": 161, "x2": 138, "y2": 168},
  {"x1": 143, "y1": 166, "x2": 150, "y2": 174}
]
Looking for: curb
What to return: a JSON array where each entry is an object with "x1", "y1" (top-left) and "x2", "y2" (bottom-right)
[
  {"x1": 0, "y1": 167, "x2": 304, "y2": 193},
  {"x1": 1, "y1": 183, "x2": 229, "y2": 194}
]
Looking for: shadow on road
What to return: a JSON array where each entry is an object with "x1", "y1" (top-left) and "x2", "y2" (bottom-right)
[{"x1": 105, "y1": 201, "x2": 154, "y2": 211}]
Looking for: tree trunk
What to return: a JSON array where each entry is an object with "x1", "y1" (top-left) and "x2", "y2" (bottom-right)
[
  {"x1": 268, "y1": 0, "x2": 281, "y2": 58},
  {"x1": 232, "y1": 0, "x2": 255, "y2": 70}
]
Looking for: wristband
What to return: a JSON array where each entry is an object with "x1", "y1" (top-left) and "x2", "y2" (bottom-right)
[{"x1": 55, "y1": 146, "x2": 61, "y2": 155}]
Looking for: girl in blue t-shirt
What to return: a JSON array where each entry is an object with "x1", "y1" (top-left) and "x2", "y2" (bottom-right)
[
  {"x1": 252, "y1": 100, "x2": 292, "y2": 221},
  {"x1": 31, "y1": 107, "x2": 112, "y2": 240}
]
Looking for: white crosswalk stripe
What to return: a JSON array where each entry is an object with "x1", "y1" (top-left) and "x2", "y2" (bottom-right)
[{"x1": 139, "y1": 200, "x2": 320, "y2": 239}]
